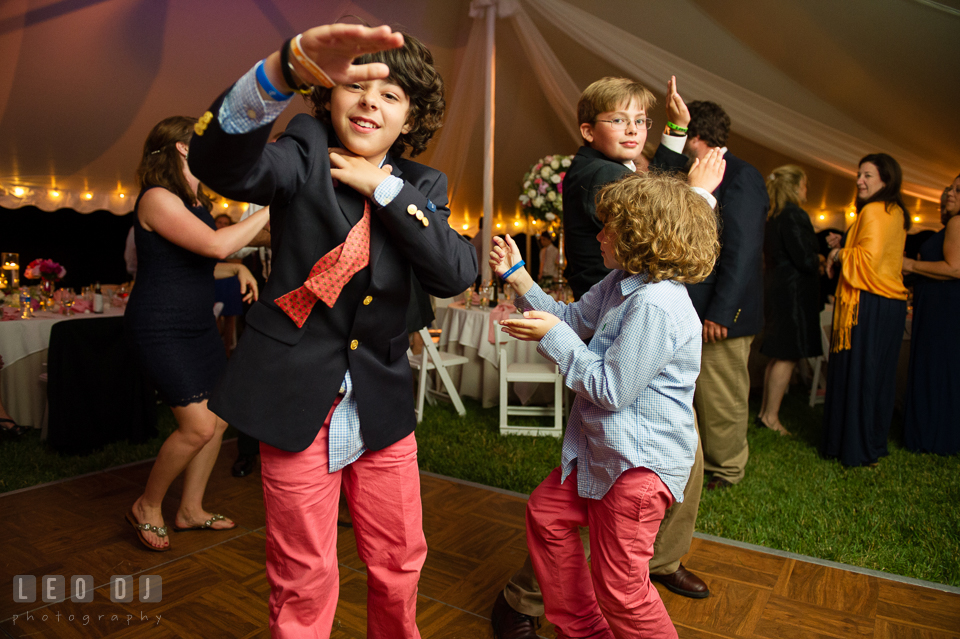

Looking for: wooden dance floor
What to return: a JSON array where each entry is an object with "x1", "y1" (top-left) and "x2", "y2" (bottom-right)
[{"x1": 2, "y1": 439, "x2": 958, "y2": 638}]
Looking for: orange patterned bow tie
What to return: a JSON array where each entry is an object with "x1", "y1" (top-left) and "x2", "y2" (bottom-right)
[{"x1": 275, "y1": 200, "x2": 371, "y2": 328}]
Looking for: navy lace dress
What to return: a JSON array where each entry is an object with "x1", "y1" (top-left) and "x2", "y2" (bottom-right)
[
  {"x1": 903, "y1": 229, "x2": 960, "y2": 455},
  {"x1": 125, "y1": 187, "x2": 226, "y2": 406}
]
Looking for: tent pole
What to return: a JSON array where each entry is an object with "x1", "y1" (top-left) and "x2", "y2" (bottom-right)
[{"x1": 481, "y1": 3, "x2": 495, "y2": 286}]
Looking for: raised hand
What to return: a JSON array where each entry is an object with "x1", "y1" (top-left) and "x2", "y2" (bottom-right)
[
  {"x1": 297, "y1": 24, "x2": 404, "y2": 84},
  {"x1": 666, "y1": 76, "x2": 690, "y2": 129},
  {"x1": 489, "y1": 235, "x2": 523, "y2": 279},
  {"x1": 688, "y1": 147, "x2": 726, "y2": 193}
]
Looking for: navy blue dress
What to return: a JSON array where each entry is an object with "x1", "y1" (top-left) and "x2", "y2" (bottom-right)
[
  {"x1": 125, "y1": 187, "x2": 226, "y2": 406},
  {"x1": 761, "y1": 203, "x2": 823, "y2": 360},
  {"x1": 903, "y1": 230, "x2": 960, "y2": 455}
]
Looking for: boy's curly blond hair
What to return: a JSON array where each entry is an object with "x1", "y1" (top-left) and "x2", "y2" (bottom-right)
[{"x1": 595, "y1": 173, "x2": 719, "y2": 284}]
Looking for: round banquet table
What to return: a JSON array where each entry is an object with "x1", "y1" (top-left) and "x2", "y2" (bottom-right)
[
  {"x1": 437, "y1": 301, "x2": 557, "y2": 408},
  {"x1": 0, "y1": 306, "x2": 124, "y2": 429}
]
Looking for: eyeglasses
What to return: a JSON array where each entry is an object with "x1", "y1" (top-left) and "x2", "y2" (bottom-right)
[{"x1": 595, "y1": 117, "x2": 653, "y2": 131}]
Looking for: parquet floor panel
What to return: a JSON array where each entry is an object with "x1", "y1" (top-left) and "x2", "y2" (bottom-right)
[{"x1": 2, "y1": 441, "x2": 958, "y2": 638}]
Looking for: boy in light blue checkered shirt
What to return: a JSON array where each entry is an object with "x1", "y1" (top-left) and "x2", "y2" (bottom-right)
[{"x1": 489, "y1": 166, "x2": 722, "y2": 638}]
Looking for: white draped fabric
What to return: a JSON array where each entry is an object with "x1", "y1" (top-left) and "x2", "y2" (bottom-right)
[{"x1": 430, "y1": 0, "x2": 949, "y2": 208}]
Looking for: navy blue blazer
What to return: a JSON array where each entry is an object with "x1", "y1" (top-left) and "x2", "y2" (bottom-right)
[
  {"x1": 189, "y1": 96, "x2": 478, "y2": 452},
  {"x1": 562, "y1": 144, "x2": 689, "y2": 300},
  {"x1": 686, "y1": 151, "x2": 768, "y2": 338}
]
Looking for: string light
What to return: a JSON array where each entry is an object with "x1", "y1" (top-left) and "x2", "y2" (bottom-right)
[
  {"x1": 495, "y1": 222, "x2": 501, "y2": 229},
  {"x1": 222, "y1": 201, "x2": 229, "y2": 208},
  {"x1": 462, "y1": 223, "x2": 470, "y2": 231},
  {"x1": 50, "y1": 190, "x2": 60, "y2": 198},
  {"x1": 83, "y1": 192, "x2": 93, "y2": 200},
  {"x1": 119, "y1": 193, "x2": 125, "y2": 199},
  {"x1": 514, "y1": 220, "x2": 521, "y2": 227},
  {"x1": 848, "y1": 211, "x2": 856, "y2": 218},
  {"x1": 913, "y1": 216, "x2": 921, "y2": 223},
  {"x1": 12, "y1": 187, "x2": 25, "y2": 197},
  {"x1": 819, "y1": 214, "x2": 825, "y2": 220}
]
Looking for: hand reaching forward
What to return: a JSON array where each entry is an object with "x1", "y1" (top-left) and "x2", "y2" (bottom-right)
[
  {"x1": 665, "y1": 75, "x2": 690, "y2": 129},
  {"x1": 499, "y1": 312, "x2": 561, "y2": 342},
  {"x1": 702, "y1": 319, "x2": 728, "y2": 343},
  {"x1": 298, "y1": 24, "x2": 404, "y2": 85},
  {"x1": 688, "y1": 147, "x2": 726, "y2": 193}
]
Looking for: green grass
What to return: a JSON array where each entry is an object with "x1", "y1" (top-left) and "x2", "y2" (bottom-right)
[{"x1": 2, "y1": 388, "x2": 957, "y2": 587}]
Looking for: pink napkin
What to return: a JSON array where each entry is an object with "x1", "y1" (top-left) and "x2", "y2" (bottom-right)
[
  {"x1": 72, "y1": 299, "x2": 92, "y2": 313},
  {"x1": 487, "y1": 303, "x2": 517, "y2": 344}
]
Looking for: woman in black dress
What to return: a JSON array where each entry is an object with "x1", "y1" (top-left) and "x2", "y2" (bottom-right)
[
  {"x1": 125, "y1": 116, "x2": 269, "y2": 551},
  {"x1": 758, "y1": 165, "x2": 822, "y2": 435},
  {"x1": 901, "y1": 173, "x2": 960, "y2": 455}
]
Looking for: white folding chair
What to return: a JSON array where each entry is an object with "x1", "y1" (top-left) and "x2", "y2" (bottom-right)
[
  {"x1": 496, "y1": 327, "x2": 564, "y2": 437},
  {"x1": 407, "y1": 327, "x2": 469, "y2": 422},
  {"x1": 808, "y1": 306, "x2": 833, "y2": 407}
]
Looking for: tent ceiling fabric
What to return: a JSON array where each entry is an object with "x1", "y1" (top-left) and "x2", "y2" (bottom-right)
[{"x1": 0, "y1": 0, "x2": 956, "y2": 228}]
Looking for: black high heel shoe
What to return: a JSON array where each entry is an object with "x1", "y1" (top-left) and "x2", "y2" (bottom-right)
[{"x1": 0, "y1": 417, "x2": 29, "y2": 439}]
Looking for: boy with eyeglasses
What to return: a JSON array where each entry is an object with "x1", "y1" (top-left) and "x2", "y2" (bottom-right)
[{"x1": 491, "y1": 75, "x2": 722, "y2": 638}]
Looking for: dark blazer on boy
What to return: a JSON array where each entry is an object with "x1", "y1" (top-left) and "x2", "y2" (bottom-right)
[
  {"x1": 562, "y1": 144, "x2": 688, "y2": 299},
  {"x1": 189, "y1": 94, "x2": 478, "y2": 454},
  {"x1": 685, "y1": 151, "x2": 767, "y2": 339}
]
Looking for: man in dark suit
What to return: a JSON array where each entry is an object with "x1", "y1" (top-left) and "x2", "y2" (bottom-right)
[
  {"x1": 189, "y1": 26, "x2": 477, "y2": 638},
  {"x1": 683, "y1": 101, "x2": 768, "y2": 491}
]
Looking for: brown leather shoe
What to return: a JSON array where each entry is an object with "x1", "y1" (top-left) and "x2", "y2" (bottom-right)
[
  {"x1": 705, "y1": 475, "x2": 733, "y2": 491},
  {"x1": 651, "y1": 564, "x2": 710, "y2": 599},
  {"x1": 491, "y1": 591, "x2": 540, "y2": 639}
]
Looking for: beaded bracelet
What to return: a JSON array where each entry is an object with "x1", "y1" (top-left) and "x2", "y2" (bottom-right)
[
  {"x1": 255, "y1": 60, "x2": 293, "y2": 101},
  {"x1": 500, "y1": 260, "x2": 525, "y2": 281},
  {"x1": 279, "y1": 38, "x2": 314, "y2": 95},
  {"x1": 666, "y1": 121, "x2": 689, "y2": 133}
]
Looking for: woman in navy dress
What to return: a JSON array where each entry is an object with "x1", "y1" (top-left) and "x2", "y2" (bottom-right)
[
  {"x1": 125, "y1": 116, "x2": 269, "y2": 551},
  {"x1": 901, "y1": 173, "x2": 960, "y2": 456}
]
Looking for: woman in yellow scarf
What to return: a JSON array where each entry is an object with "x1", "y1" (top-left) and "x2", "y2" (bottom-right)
[{"x1": 821, "y1": 153, "x2": 909, "y2": 467}]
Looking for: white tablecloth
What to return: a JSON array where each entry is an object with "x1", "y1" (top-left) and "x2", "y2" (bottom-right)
[
  {"x1": 438, "y1": 301, "x2": 556, "y2": 408},
  {"x1": 0, "y1": 307, "x2": 124, "y2": 428}
]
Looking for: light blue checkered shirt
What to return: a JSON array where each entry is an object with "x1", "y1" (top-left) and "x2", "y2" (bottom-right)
[
  {"x1": 217, "y1": 64, "x2": 404, "y2": 472},
  {"x1": 516, "y1": 271, "x2": 701, "y2": 502}
]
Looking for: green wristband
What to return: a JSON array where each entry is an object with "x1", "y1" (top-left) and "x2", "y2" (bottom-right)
[{"x1": 666, "y1": 121, "x2": 688, "y2": 133}]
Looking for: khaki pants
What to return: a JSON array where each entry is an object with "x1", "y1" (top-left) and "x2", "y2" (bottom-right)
[
  {"x1": 694, "y1": 335, "x2": 753, "y2": 484},
  {"x1": 504, "y1": 429, "x2": 704, "y2": 617}
]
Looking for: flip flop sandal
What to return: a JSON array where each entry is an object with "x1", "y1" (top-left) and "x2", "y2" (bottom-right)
[
  {"x1": 125, "y1": 511, "x2": 170, "y2": 552},
  {"x1": 173, "y1": 513, "x2": 237, "y2": 532}
]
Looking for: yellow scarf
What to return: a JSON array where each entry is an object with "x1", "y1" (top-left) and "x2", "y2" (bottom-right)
[{"x1": 831, "y1": 202, "x2": 908, "y2": 353}]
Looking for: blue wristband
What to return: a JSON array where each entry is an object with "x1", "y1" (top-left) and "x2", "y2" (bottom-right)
[
  {"x1": 255, "y1": 60, "x2": 293, "y2": 102},
  {"x1": 501, "y1": 260, "x2": 525, "y2": 281}
]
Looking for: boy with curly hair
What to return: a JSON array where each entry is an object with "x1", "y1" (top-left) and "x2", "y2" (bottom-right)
[
  {"x1": 490, "y1": 168, "x2": 722, "y2": 638},
  {"x1": 189, "y1": 24, "x2": 477, "y2": 638}
]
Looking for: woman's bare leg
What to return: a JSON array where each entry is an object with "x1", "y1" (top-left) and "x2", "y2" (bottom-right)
[{"x1": 758, "y1": 359, "x2": 796, "y2": 435}]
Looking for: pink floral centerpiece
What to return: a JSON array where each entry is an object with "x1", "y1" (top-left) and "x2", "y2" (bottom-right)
[
  {"x1": 24, "y1": 258, "x2": 66, "y2": 305},
  {"x1": 518, "y1": 154, "x2": 572, "y2": 223},
  {"x1": 24, "y1": 258, "x2": 66, "y2": 282}
]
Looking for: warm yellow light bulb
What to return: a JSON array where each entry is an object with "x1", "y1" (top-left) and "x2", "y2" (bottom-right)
[
  {"x1": 222, "y1": 202, "x2": 229, "y2": 208},
  {"x1": 848, "y1": 211, "x2": 855, "y2": 218},
  {"x1": 13, "y1": 187, "x2": 25, "y2": 197},
  {"x1": 119, "y1": 193, "x2": 125, "y2": 198},
  {"x1": 819, "y1": 214, "x2": 825, "y2": 220},
  {"x1": 462, "y1": 224, "x2": 469, "y2": 230},
  {"x1": 913, "y1": 216, "x2": 921, "y2": 223},
  {"x1": 532, "y1": 220, "x2": 538, "y2": 225},
  {"x1": 514, "y1": 220, "x2": 521, "y2": 227},
  {"x1": 50, "y1": 190, "x2": 60, "y2": 198},
  {"x1": 84, "y1": 192, "x2": 93, "y2": 200}
]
